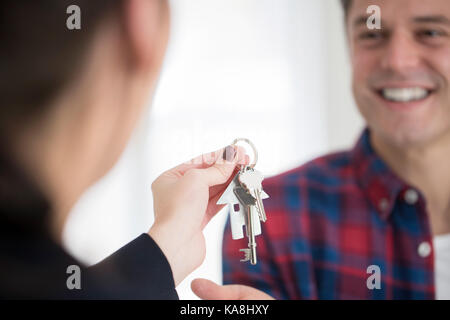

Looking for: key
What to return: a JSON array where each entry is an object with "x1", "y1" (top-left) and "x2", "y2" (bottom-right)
[
  {"x1": 233, "y1": 184, "x2": 258, "y2": 265},
  {"x1": 240, "y1": 206, "x2": 258, "y2": 265},
  {"x1": 217, "y1": 172, "x2": 262, "y2": 240},
  {"x1": 238, "y1": 167, "x2": 267, "y2": 222},
  {"x1": 216, "y1": 138, "x2": 270, "y2": 265},
  {"x1": 233, "y1": 185, "x2": 256, "y2": 207}
]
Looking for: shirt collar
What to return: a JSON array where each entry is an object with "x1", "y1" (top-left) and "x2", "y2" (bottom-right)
[{"x1": 351, "y1": 128, "x2": 407, "y2": 221}]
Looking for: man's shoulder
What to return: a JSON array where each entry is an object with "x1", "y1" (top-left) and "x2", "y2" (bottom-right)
[{"x1": 264, "y1": 150, "x2": 355, "y2": 190}]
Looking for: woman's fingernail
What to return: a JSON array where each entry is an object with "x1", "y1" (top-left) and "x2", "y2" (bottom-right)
[{"x1": 223, "y1": 145, "x2": 236, "y2": 162}]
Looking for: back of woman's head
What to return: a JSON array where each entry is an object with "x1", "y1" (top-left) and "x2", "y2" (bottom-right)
[
  {"x1": 0, "y1": 1, "x2": 122, "y2": 137},
  {"x1": 0, "y1": 1, "x2": 123, "y2": 230}
]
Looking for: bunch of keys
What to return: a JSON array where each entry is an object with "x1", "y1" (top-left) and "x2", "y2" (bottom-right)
[{"x1": 217, "y1": 138, "x2": 269, "y2": 265}]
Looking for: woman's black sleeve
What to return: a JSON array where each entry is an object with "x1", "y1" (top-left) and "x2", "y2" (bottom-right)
[{"x1": 86, "y1": 233, "x2": 179, "y2": 299}]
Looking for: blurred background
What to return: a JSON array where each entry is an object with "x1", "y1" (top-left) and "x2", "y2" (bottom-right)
[{"x1": 62, "y1": 0, "x2": 364, "y2": 299}]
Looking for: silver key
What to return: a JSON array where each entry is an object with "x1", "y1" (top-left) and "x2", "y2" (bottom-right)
[
  {"x1": 238, "y1": 168, "x2": 267, "y2": 222},
  {"x1": 233, "y1": 184, "x2": 256, "y2": 207},
  {"x1": 233, "y1": 184, "x2": 258, "y2": 265},
  {"x1": 216, "y1": 138, "x2": 270, "y2": 265},
  {"x1": 217, "y1": 172, "x2": 262, "y2": 240}
]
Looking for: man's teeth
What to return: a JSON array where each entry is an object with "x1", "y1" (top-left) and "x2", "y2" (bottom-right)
[{"x1": 381, "y1": 88, "x2": 430, "y2": 102}]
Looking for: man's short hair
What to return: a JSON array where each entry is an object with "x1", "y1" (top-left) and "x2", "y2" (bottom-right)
[{"x1": 341, "y1": 0, "x2": 352, "y2": 18}]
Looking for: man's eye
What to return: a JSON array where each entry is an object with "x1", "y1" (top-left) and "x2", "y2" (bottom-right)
[
  {"x1": 356, "y1": 31, "x2": 386, "y2": 47},
  {"x1": 417, "y1": 29, "x2": 447, "y2": 38},
  {"x1": 358, "y1": 31, "x2": 384, "y2": 41}
]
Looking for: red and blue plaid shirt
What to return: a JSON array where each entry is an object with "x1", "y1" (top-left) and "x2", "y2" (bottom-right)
[{"x1": 222, "y1": 128, "x2": 435, "y2": 299}]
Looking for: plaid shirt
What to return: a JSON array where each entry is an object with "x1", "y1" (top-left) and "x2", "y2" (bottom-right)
[{"x1": 222, "y1": 129, "x2": 435, "y2": 299}]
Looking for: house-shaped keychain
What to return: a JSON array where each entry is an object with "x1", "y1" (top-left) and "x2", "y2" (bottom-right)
[{"x1": 217, "y1": 173, "x2": 269, "y2": 240}]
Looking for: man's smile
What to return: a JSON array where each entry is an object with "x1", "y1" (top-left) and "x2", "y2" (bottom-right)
[
  {"x1": 379, "y1": 87, "x2": 432, "y2": 102},
  {"x1": 371, "y1": 83, "x2": 438, "y2": 111}
]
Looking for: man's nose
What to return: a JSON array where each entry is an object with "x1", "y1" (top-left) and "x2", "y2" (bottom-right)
[{"x1": 380, "y1": 30, "x2": 422, "y2": 72}]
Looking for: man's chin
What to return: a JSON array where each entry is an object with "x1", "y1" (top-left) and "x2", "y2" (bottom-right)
[
  {"x1": 371, "y1": 120, "x2": 445, "y2": 149},
  {"x1": 367, "y1": 98, "x2": 441, "y2": 147}
]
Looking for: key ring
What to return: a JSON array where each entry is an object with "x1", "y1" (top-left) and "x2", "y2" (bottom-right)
[{"x1": 231, "y1": 138, "x2": 258, "y2": 169}]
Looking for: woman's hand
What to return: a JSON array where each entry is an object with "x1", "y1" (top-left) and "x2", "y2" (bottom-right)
[
  {"x1": 148, "y1": 145, "x2": 248, "y2": 286},
  {"x1": 191, "y1": 278, "x2": 275, "y2": 300}
]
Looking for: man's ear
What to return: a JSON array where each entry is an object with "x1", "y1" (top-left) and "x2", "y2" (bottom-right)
[{"x1": 123, "y1": 0, "x2": 163, "y2": 68}]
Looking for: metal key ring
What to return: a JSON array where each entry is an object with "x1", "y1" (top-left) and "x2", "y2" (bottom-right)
[{"x1": 232, "y1": 138, "x2": 258, "y2": 169}]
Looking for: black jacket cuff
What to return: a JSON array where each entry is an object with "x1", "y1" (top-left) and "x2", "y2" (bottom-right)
[{"x1": 87, "y1": 233, "x2": 178, "y2": 299}]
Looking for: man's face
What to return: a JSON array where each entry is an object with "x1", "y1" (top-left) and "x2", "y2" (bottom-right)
[{"x1": 348, "y1": 0, "x2": 450, "y2": 148}]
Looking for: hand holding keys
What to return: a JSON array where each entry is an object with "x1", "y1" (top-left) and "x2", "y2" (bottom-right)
[
  {"x1": 217, "y1": 138, "x2": 269, "y2": 265},
  {"x1": 150, "y1": 145, "x2": 247, "y2": 285}
]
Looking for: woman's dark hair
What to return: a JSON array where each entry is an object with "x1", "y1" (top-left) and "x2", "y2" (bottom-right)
[
  {"x1": 0, "y1": 1, "x2": 122, "y2": 135},
  {"x1": 0, "y1": 1, "x2": 123, "y2": 232}
]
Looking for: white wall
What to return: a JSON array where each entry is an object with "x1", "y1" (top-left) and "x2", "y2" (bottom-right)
[
  {"x1": 63, "y1": 0, "x2": 364, "y2": 300},
  {"x1": 325, "y1": 0, "x2": 364, "y2": 151}
]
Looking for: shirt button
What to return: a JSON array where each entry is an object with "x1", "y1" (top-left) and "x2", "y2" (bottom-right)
[
  {"x1": 378, "y1": 198, "x2": 389, "y2": 212},
  {"x1": 418, "y1": 241, "x2": 432, "y2": 258},
  {"x1": 404, "y1": 189, "x2": 419, "y2": 205}
]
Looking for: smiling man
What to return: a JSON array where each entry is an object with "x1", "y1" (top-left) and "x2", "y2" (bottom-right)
[{"x1": 222, "y1": 0, "x2": 450, "y2": 299}]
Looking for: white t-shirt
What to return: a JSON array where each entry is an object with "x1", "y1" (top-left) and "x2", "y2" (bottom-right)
[{"x1": 434, "y1": 234, "x2": 450, "y2": 300}]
